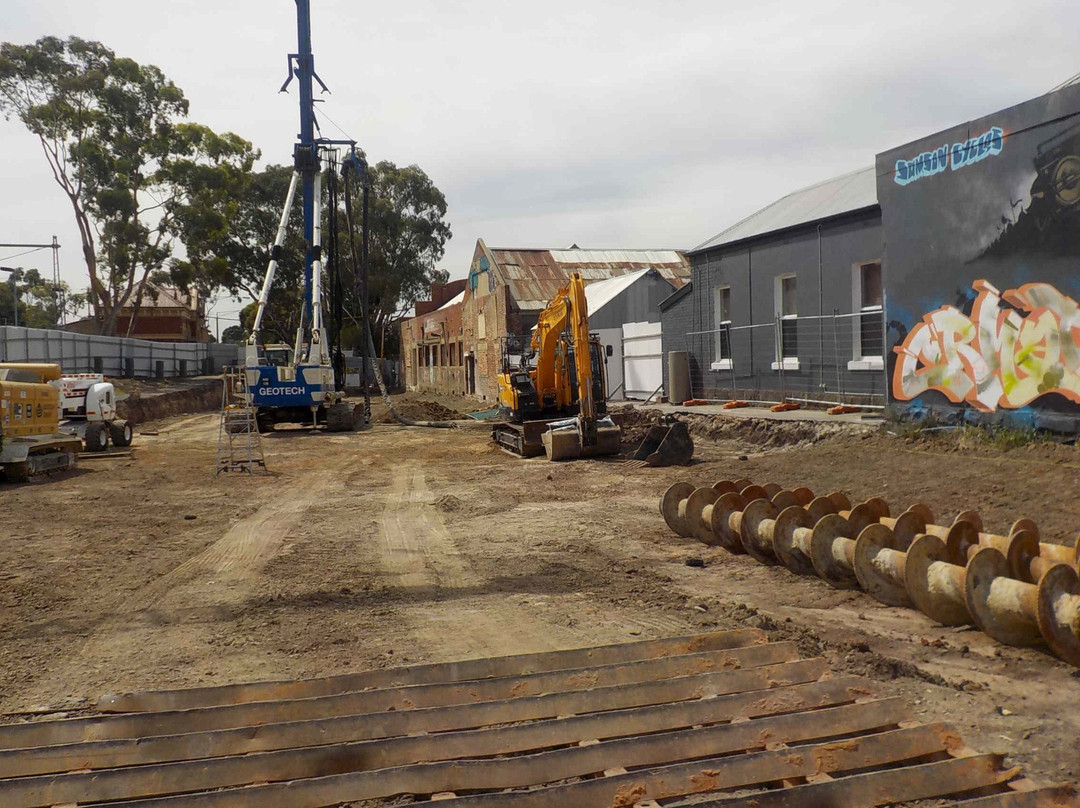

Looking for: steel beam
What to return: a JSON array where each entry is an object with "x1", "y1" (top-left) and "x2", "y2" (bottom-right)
[
  {"x1": 100, "y1": 629, "x2": 764, "y2": 713},
  {"x1": 0, "y1": 654, "x2": 824, "y2": 752}
]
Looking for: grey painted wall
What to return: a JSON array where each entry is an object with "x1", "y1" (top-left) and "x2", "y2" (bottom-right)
[
  {"x1": 589, "y1": 270, "x2": 677, "y2": 331},
  {"x1": 667, "y1": 210, "x2": 886, "y2": 403}
]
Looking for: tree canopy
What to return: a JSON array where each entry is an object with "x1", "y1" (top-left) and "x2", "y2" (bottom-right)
[
  {"x1": 220, "y1": 159, "x2": 451, "y2": 357},
  {"x1": 339, "y1": 159, "x2": 451, "y2": 356},
  {"x1": 0, "y1": 268, "x2": 86, "y2": 328},
  {"x1": 0, "y1": 36, "x2": 257, "y2": 336}
]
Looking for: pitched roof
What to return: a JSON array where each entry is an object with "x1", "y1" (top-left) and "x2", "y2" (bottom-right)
[
  {"x1": 434, "y1": 290, "x2": 464, "y2": 311},
  {"x1": 659, "y1": 280, "x2": 693, "y2": 312},
  {"x1": 127, "y1": 281, "x2": 200, "y2": 311},
  {"x1": 489, "y1": 247, "x2": 689, "y2": 311},
  {"x1": 691, "y1": 166, "x2": 878, "y2": 254},
  {"x1": 583, "y1": 268, "x2": 661, "y2": 315}
]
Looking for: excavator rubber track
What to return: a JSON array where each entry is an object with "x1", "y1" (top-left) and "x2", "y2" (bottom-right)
[
  {"x1": 491, "y1": 419, "x2": 551, "y2": 457},
  {"x1": 0, "y1": 630, "x2": 1069, "y2": 807}
]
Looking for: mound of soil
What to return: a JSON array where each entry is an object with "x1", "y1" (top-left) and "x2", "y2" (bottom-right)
[
  {"x1": 613, "y1": 406, "x2": 856, "y2": 451},
  {"x1": 374, "y1": 398, "x2": 466, "y2": 424}
]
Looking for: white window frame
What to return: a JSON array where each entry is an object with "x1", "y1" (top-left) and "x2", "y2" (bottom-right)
[
  {"x1": 771, "y1": 273, "x2": 799, "y2": 371},
  {"x1": 710, "y1": 285, "x2": 733, "y2": 371},
  {"x1": 848, "y1": 260, "x2": 884, "y2": 371}
]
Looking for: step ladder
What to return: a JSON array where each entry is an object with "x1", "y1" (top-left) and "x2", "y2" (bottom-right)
[{"x1": 215, "y1": 366, "x2": 266, "y2": 474}]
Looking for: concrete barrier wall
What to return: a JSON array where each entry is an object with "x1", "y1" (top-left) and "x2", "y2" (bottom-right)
[{"x1": 0, "y1": 326, "x2": 241, "y2": 377}]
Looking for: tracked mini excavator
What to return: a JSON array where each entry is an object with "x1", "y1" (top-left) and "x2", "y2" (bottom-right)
[{"x1": 492, "y1": 272, "x2": 622, "y2": 460}]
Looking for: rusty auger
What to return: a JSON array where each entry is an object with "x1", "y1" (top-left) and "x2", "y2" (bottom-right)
[{"x1": 658, "y1": 481, "x2": 1080, "y2": 668}]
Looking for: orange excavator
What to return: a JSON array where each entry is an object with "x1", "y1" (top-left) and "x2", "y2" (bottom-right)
[{"x1": 493, "y1": 272, "x2": 622, "y2": 460}]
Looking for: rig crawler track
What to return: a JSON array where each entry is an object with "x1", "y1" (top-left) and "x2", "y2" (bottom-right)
[{"x1": 0, "y1": 631, "x2": 1072, "y2": 807}]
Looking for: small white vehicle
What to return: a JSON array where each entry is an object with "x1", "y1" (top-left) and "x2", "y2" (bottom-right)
[{"x1": 51, "y1": 374, "x2": 133, "y2": 451}]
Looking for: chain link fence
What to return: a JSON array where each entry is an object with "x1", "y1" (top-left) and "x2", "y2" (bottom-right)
[{"x1": 684, "y1": 309, "x2": 888, "y2": 408}]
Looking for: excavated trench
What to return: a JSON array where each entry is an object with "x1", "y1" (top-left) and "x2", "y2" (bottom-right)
[{"x1": 116, "y1": 379, "x2": 221, "y2": 425}]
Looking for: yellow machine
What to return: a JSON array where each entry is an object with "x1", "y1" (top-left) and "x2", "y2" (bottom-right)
[
  {"x1": 493, "y1": 272, "x2": 622, "y2": 460},
  {"x1": 0, "y1": 363, "x2": 82, "y2": 482}
]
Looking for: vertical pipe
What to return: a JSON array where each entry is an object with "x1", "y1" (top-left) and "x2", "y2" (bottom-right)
[
  {"x1": 747, "y1": 245, "x2": 754, "y2": 396},
  {"x1": 361, "y1": 163, "x2": 371, "y2": 419},
  {"x1": 816, "y1": 223, "x2": 823, "y2": 394},
  {"x1": 881, "y1": 288, "x2": 889, "y2": 404}
]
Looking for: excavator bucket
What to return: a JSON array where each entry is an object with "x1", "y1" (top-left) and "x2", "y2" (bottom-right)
[
  {"x1": 631, "y1": 416, "x2": 694, "y2": 467},
  {"x1": 543, "y1": 416, "x2": 622, "y2": 461}
]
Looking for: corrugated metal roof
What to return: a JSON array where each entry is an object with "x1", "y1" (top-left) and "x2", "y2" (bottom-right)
[
  {"x1": 691, "y1": 166, "x2": 878, "y2": 253},
  {"x1": 489, "y1": 247, "x2": 690, "y2": 311}
]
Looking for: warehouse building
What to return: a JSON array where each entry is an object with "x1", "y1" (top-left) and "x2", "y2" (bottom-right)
[
  {"x1": 661, "y1": 167, "x2": 885, "y2": 407},
  {"x1": 663, "y1": 78, "x2": 1080, "y2": 426},
  {"x1": 402, "y1": 239, "x2": 689, "y2": 400}
]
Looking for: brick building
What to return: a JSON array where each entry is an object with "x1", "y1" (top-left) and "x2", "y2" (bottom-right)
[
  {"x1": 402, "y1": 239, "x2": 690, "y2": 401},
  {"x1": 68, "y1": 281, "x2": 210, "y2": 342},
  {"x1": 400, "y1": 280, "x2": 468, "y2": 396}
]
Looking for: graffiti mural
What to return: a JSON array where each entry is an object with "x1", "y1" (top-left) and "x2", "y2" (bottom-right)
[
  {"x1": 979, "y1": 121, "x2": 1080, "y2": 259},
  {"x1": 877, "y1": 82, "x2": 1080, "y2": 418},
  {"x1": 893, "y1": 125, "x2": 1004, "y2": 186},
  {"x1": 893, "y1": 280, "x2": 1080, "y2": 411}
]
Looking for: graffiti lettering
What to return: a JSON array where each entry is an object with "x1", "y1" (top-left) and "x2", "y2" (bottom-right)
[
  {"x1": 893, "y1": 126, "x2": 1004, "y2": 186},
  {"x1": 951, "y1": 126, "x2": 1004, "y2": 171},
  {"x1": 894, "y1": 145, "x2": 949, "y2": 186},
  {"x1": 893, "y1": 280, "x2": 1080, "y2": 411}
]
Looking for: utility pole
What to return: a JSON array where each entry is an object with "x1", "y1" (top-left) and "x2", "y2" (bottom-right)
[
  {"x1": 0, "y1": 238, "x2": 63, "y2": 324},
  {"x1": 0, "y1": 267, "x2": 19, "y2": 327}
]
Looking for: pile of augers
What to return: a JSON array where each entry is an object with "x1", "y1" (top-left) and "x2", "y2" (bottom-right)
[{"x1": 661, "y1": 478, "x2": 1080, "y2": 667}]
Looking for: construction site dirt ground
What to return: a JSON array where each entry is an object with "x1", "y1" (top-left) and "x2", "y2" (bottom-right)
[{"x1": 1, "y1": 394, "x2": 1078, "y2": 791}]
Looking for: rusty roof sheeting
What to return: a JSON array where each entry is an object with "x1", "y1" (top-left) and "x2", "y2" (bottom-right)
[{"x1": 489, "y1": 248, "x2": 689, "y2": 311}]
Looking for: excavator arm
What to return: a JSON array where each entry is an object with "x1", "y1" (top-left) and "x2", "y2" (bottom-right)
[
  {"x1": 540, "y1": 273, "x2": 622, "y2": 460},
  {"x1": 566, "y1": 273, "x2": 598, "y2": 447},
  {"x1": 530, "y1": 282, "x2": 571, "y2": 407}
]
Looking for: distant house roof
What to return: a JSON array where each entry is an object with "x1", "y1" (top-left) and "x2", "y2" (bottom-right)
[
  {"x1": 487, "y1": 246, "x2": 690, "y2": 312},
  {"x1": 128, "y1": 281, "x2": 201, "y2": 311},
  {"x1": 690, "y1": 166, "x2": 878, "y2": 254}
]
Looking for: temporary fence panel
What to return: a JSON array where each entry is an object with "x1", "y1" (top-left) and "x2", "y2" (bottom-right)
[
  {"x1": 684, "y1": 309, "x2": 888, "y2": 408},
  {"x1": 0, "y1": 326, "x2": 239, "y2": 377},
  {"x1": 622, "y1": 321, "x2": 662, "y2": 400},
  {"x1": 346, "y1": 358, "x2": 403, "y2": 392}
]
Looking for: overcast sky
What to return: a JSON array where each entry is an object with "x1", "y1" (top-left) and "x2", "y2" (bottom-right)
[{"x1": 3, "y1": 1, "x2": 1079, "y2": 331}]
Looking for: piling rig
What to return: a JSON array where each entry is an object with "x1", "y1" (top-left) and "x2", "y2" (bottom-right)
[{"x1": 243, "y1": 0, "x2": 369, "y2": 433}]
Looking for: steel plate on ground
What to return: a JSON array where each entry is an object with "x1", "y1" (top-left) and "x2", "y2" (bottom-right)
[{"x1": 0, "y1": 631, "x2": 1072, "y2": 808}]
